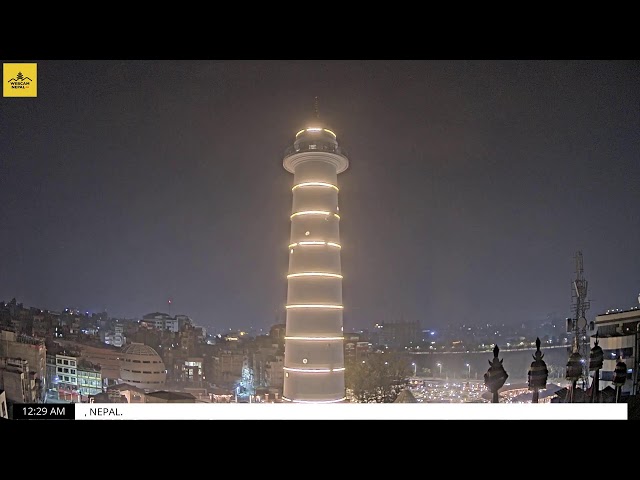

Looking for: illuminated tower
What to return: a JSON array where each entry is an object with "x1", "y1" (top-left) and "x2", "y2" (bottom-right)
[{"x1": 282, "y1": 121, "x2": 349, "y2": 403}]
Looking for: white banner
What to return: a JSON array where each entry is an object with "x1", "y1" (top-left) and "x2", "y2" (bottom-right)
[{"x1": 75, "y1": 403, "x2": 628, "y2": 420}]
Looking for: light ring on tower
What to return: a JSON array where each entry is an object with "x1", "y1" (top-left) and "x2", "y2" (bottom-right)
[
  {"x1": 283, "y1": 367, "x2": 345, "y2": 373},
  {"x1": 287, "y1": 272, "x2": 343, "y2": 279},
  {"x1": 292, "y1": 182, "x2": 339, "y2": 191},
  {"x1": 285, "y1": 304, "x2": 344, "y2": 309},
  {"x1": 282, "y1": 396, "x2": 347, "y2": 403},
  {"x1": 288, "y1": 241, "x2": 341, "y2": 249},
  {"x1": 290, "y1": 211, "x2": 340, "y2": 220},
  {"x1": 284, "y1": 336, "x2": 344, "y2": 341}
]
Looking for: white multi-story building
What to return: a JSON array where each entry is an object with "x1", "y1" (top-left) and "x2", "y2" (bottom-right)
[
  {"x1": 282, "y1": 123, "x2": 349, "y2": 403},
  {"x1": 140, "y1": 312, "x2": 191, "y2": 333},
  {"x1": 54, "y1": 353, "x2": 80, "y2": 401},
  {"x1": 592, "y1": 304, "x2": 640, "y2": 395}
]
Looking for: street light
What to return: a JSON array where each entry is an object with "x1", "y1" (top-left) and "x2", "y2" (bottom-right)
[
  {"x1": 411, "y1": 362, "x2": 416, "y2": 376},
  {"x1": 466, "y1": 363, "x2": 471, "y2": 379},
  {"x1": 437, "y1": 363, "x2": 442, "y2": 377}
]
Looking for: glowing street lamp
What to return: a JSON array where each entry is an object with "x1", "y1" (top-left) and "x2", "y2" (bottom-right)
[
  {"x1": 465, "y1": 363, "x2": 471, "y2": 379},
  {"x1": 437, "y1": 362, "x2": 442, "y2": 377},
  {"x1": 411, "y1": 362, "x2": 416, "y2": 376}
]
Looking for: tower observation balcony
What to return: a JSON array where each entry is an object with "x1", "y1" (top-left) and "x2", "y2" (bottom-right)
[{"x1": 283, "y1": 127, "x2": 349, "y2": 174}]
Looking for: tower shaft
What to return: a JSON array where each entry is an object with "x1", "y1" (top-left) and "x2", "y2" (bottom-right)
[{"x1": 282, "y1": 126, "x2": 349, "y2": 403}]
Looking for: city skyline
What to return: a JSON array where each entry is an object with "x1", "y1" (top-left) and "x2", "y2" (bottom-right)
[{"x1": 1, "y1": 60, "x2": 638, "y2": 332}]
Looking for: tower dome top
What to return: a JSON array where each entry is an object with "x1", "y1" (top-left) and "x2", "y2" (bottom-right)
[
  {"x1": 294, "y1": 125, "x2": 338, "y2": 140},
  {"x1": 295, "y1": 96, "x2": 338, "y2": 140}
]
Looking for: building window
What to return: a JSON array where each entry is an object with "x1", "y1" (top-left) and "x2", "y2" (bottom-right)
[
  {"x1": 57, "y1": 367, "x2": 63, "y2": 373},
  {"x1": 600, "y1": 371, "x2": 614, "y2": 382},
  {"x1": 71, "y1": 369, "x2": 76, "y2": 375},
  {"x1": 70, "y1": 361, "x2": 76, "y2": 367},
  {"x1": 63, "y1": 360, "x2": 69, "y2": 365}
]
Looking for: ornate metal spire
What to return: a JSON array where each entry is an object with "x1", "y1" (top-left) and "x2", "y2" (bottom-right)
[
  {"x1": 484, "y1": 344, "x2": 508, "y2": 403},
  {"x1": 613, "y1": 357, "x2": 628, "y2": 403},
  {"x1": 528, "y1": 337, "x2": 548, "y2": 402}
]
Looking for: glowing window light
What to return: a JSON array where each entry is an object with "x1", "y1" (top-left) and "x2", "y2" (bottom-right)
[
  {"x1": 290, "y1": 210, "x2": 333, "y2": 219},
  {"x1": 284, "y1": 336, "x2": 344, "y2": 341},
  {"x1": 287, "y1": 272, "x2": 343, "y2": 279},
  {"x1": 283, "y1": 396, "x2": 347, "y2": 404},
  {"x1": 285, "y1": 304, "x2": 344, "y2": 309},
  {"x1": 292, "y1": 182, "x2": 339, "y2": 191},
  {"x1": 283, "y1": 367, "x2": 332, "y2": 373}
]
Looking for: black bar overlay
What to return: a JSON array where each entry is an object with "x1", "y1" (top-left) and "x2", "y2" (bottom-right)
[{"x1": 13, "y1": 403, "x2": 75, "y2": 420}]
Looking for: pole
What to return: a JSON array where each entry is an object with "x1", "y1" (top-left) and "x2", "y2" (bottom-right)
[
  {"x1": 634, "y1": 323, "x2": 640, "y2": 396},
  {"x1": 532, "y1": 388, "x2": 539, "y2": 404},
  {"x1": 590, "y1": 370, "x2": 600, "y2": 403},
  {"x1": 570, "y1": 379, "x2": 576, "y2": 403}
]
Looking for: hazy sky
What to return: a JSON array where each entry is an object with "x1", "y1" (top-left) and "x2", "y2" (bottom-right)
[{"x1": 1, "y1": 60, "x2": 638, "y2": 332}]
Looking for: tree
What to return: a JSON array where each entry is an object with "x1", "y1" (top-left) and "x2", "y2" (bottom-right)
[{"x1": 345, "y1": 351, "x2": 410, "y2": 403}]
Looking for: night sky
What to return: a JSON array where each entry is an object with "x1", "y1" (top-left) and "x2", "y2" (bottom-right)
[{"x1": 1, "y1": 60, "x2": 638, "y2": 333}]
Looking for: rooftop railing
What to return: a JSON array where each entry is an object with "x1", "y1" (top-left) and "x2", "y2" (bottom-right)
[{"x1": 284, "y1": 141, "x2": 348, "y2": 160}]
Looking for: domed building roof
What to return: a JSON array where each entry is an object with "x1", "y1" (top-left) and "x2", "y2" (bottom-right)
[
  {"x1": 121, "y1": 343, "x2": 162, "y2": 357},
  {"x1": 119, "y1": 342, "x2": 166, "y2": 391}
]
